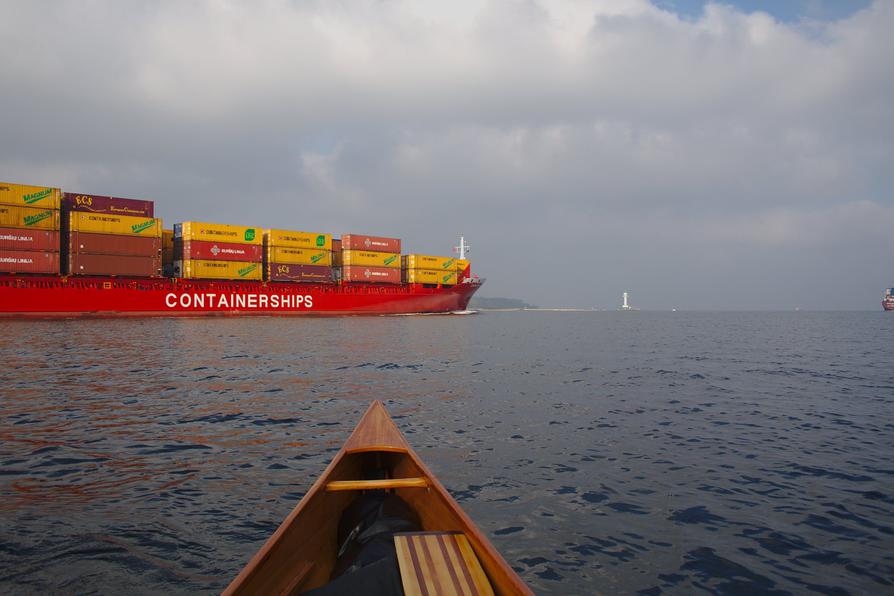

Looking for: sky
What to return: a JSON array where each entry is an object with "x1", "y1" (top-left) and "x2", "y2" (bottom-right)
[
  {"x1": 1, "y1": 0, "x2": 891, "y2": 310},
  {"x1": 656, "y1": 0, "x2": 872, "y2": 22}
]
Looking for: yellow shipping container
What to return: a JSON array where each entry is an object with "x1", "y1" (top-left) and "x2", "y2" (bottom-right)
[
  {"x1": 0, "y1": 181, "x2": 61, "y2": 209},
  {"x1": 0, "y1": 205, "x2": 60, "y2": 230},
  {"x1": 69, "y1": 212, "x2": 162, "y2": 238},
  {"x1": 177, "y1": 221, "x2": 261, "y2": 246},
  {"x1": 162, "y1": 229, "x2": 174, "y2": 248},
  {"x1": 455, "y1": 259, "x2": 470, "y2": 271},
  {"x1": 175, "y1": 260, "x2": 262, "y2": 280},
  {"x1": 267, "y1": 247, "x2": 332, "y2": 266},
  {"x1": 402, "y1": 254, "x2": 456, "y2": 270},
  {"x1": 265, "y1": 229, "x2": 332, "y2": 250},
  {"x1": 342, "y1": 250, "x2": 401, "y2": 268},
  {"x1": 404, "y1": 269, "x2": 458, "y2": 285}
]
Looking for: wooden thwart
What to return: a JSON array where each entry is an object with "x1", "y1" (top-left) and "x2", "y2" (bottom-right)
[
  {"x1": 394, "y1": 532, "x2": 495, "y2": 596},
  {"x1": 325, "y1": 478, "x2": 430, "y2": 491}
]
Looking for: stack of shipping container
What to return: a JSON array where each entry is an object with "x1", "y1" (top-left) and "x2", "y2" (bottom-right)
[
  {"x1": 340, "y1": 234, "x2": 402, "y2": 284},
  {"x1": 0, "y1": 182, "x2": 62, "y2": 274},
  {"x1": 64, "y1": 193, "x2": 162, "y2": 277},
  {"x1": 173, "y1": 222, "x2": 263, "y2": 280},
  {"x1": 2, "y1": 180, "x2": 473, "y2": 285},
  {"x1": 402, "y1": 254, "x2": 459, "y2": 286},
  {"x1": 162, "y1": 230, "x2": 174, "y2": 277},
  {"x1": 264, "y1": 229, "x2": 334, "y2": 283},
  {"x1": 331, "y1": 238, "x2": 342, "y2": 282}
]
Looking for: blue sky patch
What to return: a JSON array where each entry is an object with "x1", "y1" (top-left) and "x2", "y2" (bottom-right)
[{"x1": 652, "y1": 0, "x2": 873, "y2": 23}]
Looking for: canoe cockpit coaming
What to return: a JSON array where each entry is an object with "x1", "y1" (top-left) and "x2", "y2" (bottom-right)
[
  {"x1": 224, "y1": 401, "x2": 532, "y2": 596},
  {"x1": 253, "y1": 449, "x2": 432, "y2": 593}
]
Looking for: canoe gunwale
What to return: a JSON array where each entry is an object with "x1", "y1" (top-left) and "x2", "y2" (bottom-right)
[
  {"x1": 221, "y1": 445, "x2": 350, "y2": 595},
  {"x1": 223, "y1": 401, "x2": 533, "y2": 596}
]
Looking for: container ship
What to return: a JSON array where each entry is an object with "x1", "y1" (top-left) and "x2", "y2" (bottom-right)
[
  {"x1": 884, "y1": 288, "x2": 894, "y2": 311},
  {"x1": 0, "y1": 181, "x2": 481, "y2": 318}
]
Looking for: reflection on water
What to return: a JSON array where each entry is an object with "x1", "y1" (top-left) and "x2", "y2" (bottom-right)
[{"x1": 1, "y1": 312, "x2": 893, "y2": 594}]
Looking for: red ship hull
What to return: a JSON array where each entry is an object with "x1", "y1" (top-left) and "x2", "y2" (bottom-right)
[
  {"x1": 0, "y1": 274, "x2": 482, "y2": 318},
  {"x1": 884, "y1": 300, "x2": 894, "y2": 311}
]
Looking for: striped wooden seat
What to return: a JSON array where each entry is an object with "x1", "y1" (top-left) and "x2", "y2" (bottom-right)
[{"x1": 394, "y1": 531, "x2": 495, "y2": 596}]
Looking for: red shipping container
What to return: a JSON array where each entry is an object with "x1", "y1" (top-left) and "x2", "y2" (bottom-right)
[
  {"x1": 267, "y1": 263, "x2": 334, "y2": 283},
  {"x1": 62, "y1": 193, "x2": 154, "y2": 217},
  {"x1": 341, "y1": 266, "x2": 402, "y2": 284},
  {"x1": 332, "y1": 238, "x2": 342, "y2": 252},
  {"x1": 69, "y1": 231, "x2": 161, "y2": 257},
  {"x1": 341, "y1": 234, "x2": 401, "y2": 254},
  {"x1": 0, "y1": 250, "x2": 59, "y2": 273},
  {"x1": 174, "y1": 240, "x2": 262, "y2": 262},
  {"x1": 0, "y1": 227, "x2": 59, "y2": 251},
  {"x1": 69, "y1": 253, "x2": 161, "y2": 277}
]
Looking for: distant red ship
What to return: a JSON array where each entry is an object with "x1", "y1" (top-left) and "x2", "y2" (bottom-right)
[
  {"x1": 0, "y1": 274, "x2": 482, "y2": 318},
  {"x1": 884, "y1": 288, "x2": 894, "y2": 311}
]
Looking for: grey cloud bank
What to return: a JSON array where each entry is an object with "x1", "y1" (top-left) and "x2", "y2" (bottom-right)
[{"x1": 1, "y1": 0, "x2": 891, "y2": 309}]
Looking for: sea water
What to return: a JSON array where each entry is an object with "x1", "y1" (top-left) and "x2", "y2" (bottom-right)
[{"x1": 1, "y1": 311, "x2": 892, "y2": 594}]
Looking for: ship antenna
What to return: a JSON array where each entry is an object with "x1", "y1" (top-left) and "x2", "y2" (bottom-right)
[{"x1": 454, "y1": 235, "x2": 470, "y2": 260}]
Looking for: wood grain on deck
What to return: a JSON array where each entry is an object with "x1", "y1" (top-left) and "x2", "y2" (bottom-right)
[
  {"x1": 395, "y1": 532, "x2": 495, "y2": 596},
  {"x1": 344, "y1": 401, "x2": 410, "y2": 453}
]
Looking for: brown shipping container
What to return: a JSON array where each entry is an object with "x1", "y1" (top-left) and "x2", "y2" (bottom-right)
[
  {"x1": 332, "y1": 238, "x2": 343, "y2": 267},
  {"x1": 341, "y1": 266, "x2": 402, "y2": 284},
  {"x1": 62, "y1": 193, "x2": 154, "y2": 217},
  {"x1": 341, "y1": 234, "x2": 401, "y2": 254},
  {"x1": 267, "y1": 263, "x2": 334, "y2": 283},
  {"x1": 174, "y1": 240, "x2": 262, "y2": 262},
  {"x1": 0, "y1": 250, "x2": 59, "y2": 273},
  {"x1": 69, "y1": 253, "x2": 162, "y2": 277},
  {"x1": 69, "y1": 232, "x2": 161, "y2": 257},
  {"x1": 0, "y1": 227, "x2": 59, "y2": 251}
]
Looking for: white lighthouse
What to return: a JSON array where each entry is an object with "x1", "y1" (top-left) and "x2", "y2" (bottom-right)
[{"x1": 620, "y1": 292, "x2": 632, "y2": 311}]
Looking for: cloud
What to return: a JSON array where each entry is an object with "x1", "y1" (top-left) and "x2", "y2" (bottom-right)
[{"x1": 0, "y1": 0, "x2": 891, "y2": 308}]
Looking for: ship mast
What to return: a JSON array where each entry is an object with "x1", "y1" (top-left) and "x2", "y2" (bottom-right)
[{"x1": 454, "y1": 235, "x2": 469, "y2": 260}]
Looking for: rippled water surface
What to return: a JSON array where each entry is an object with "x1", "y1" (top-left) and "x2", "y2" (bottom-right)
[{"x1": 1, "y1": 311, "x2": 893, "y2": 595}]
